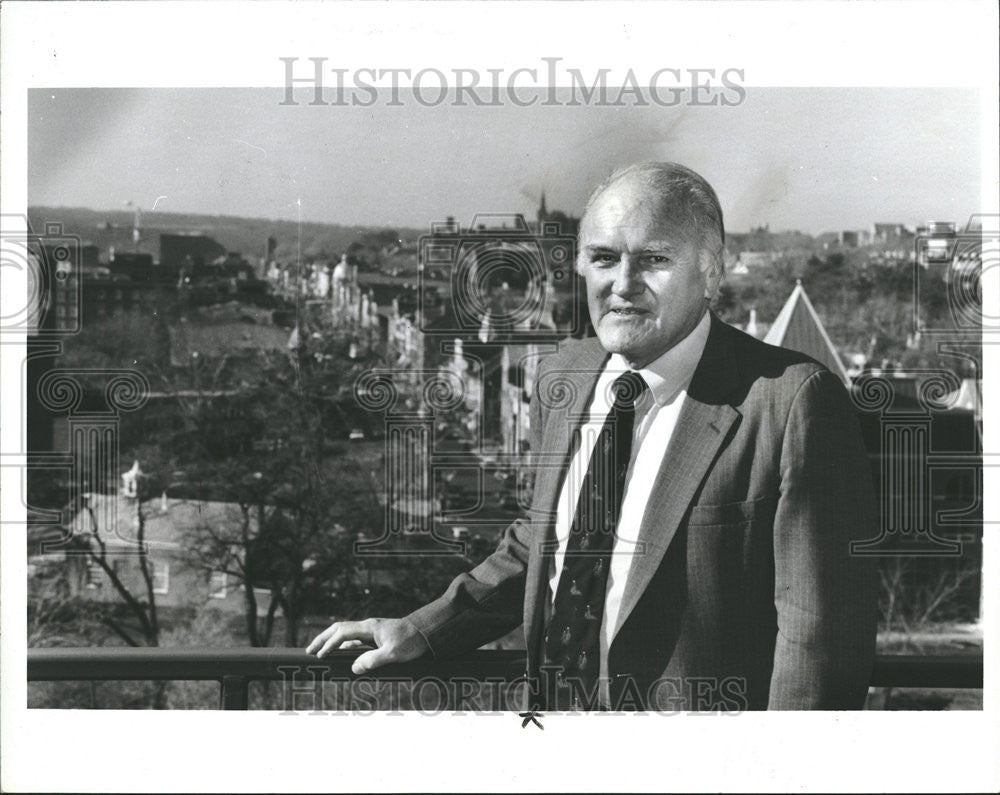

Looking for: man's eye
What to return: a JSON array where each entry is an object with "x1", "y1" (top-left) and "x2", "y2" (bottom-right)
[
  {"x1": 591, "y1": 253, "x2": 618, "y2": 264},
  {"x1": 642, "y1": 254, "x2": 671, "y2": 266}
]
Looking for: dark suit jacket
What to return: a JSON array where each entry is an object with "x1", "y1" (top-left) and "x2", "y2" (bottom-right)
[{"x1": 407, "y1": 313, "x2": 879, "y2": 710}]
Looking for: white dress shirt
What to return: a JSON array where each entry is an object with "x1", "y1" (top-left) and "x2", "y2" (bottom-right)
[{"x1": 547, "y1": 310, "x2": 712, "y2": 704}]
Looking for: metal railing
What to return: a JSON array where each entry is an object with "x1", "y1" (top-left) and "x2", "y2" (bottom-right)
[{"x1": 26, "y1": 647, "x2": 983, "y2": 710}]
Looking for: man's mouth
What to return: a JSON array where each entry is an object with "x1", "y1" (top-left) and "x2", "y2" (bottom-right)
[{"x1": 606, "y1": 307, "x2": 649, "y2": 317}]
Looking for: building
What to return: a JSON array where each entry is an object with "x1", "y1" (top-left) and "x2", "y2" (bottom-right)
[
  {"x1": 497, "y1": 339, "x2": 542, "y2": 455},
  {"x1": 732, "y1": 251, "x2": 775, "y2": 274},
  {"x1": 918, "y1": 220, "x2": 958, "y2": 265},
  {"x1": 763, "y1": 280, "x2": 851, "y2": 385},
  {"x1": 385, "y1": 297, "x2": 424, "y2": 373},
  {"x1": 209, "y1": 252, "x2": 256, "y2": 280},
  {"x1": 79, "y1": 278, "x2": 166, "y2": 325},
  {"x1": 872, "y1": 222, "x2": 912, "y2": 245},
  {"x1": 838, "y1": 229, "x2": 872, "y2": 248},
  {"x1": 109, "y1": 250, "x2": 155, "y2": 282},
  {"x1": 160, "y1": 232, "x2": 227, "y2": 277},
  {"x1": 534, "y1": 190, "x2": 580, "y2": 238},
  {"x1": 739, "y1": 307, "x2": 771, "y2": 340},
  {"x1": 31, "y1": 484, "x2": 268, "y2": 617}
]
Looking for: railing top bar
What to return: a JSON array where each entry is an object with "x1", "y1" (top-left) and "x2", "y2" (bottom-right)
[
  {"x1": 27, "y1": 647, "x2": 526, "y2": 682},
  {"x1": 27, "y1": 647, "x2": 525, "y2": 663},
  {"x1": 871, "y1": 653, "x2": 984, "y2": 688},
  {"x1": 26, "y1": 648, "x2": 983, "y2": 689}
]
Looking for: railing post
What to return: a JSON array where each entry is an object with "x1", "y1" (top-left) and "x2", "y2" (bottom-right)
[{"x1": 220, "y1": 676, "x2": 249, "y2": 710}]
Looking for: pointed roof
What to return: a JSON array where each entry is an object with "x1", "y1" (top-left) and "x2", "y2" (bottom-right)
[
  {"x1": 763, "y1": 281, "x2": 850, "y2": 385},
  {"x1": 945, "y1": 378, "x2": 981, "y2": 414}
]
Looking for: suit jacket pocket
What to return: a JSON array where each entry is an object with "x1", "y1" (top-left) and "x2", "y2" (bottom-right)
[{"x1": 687, "y1": 496, "x2": 773, "y2": 528}]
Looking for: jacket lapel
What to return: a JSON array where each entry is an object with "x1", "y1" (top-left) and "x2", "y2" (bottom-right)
[
  {"x1": 535, "y1": 340, "x2": 609, "y2": 526},
  {"x1": 523, "y1": 338, "x2": 608, "y2": 662},
  {"x1": 611, "y1": 314, "x2": 742, "y2": 641}
]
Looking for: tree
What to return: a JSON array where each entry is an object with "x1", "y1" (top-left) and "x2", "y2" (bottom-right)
[
  {"x1": 878, "y1": 556, "x2": 981, "y2": 637},
  {"x1": 59, "y1": 307, "x2": 171, "y2": 375},
  {"x1": 177, "y1": 479, "x2": 282, "y2": 648},
  {"x1": 164, "y1": 327, "x2": 387, "y2": 647},
  {"x1": 716, "y1": 251, "x2": 980, "y2": 379},
  {"x1": 30, "y1": 462, "x2": 172, "y2": 708},
  {"x1": 69, "y1": 492, "x2": 163, "y2": 649}
]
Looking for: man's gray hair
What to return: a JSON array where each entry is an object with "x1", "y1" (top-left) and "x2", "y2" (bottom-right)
[{"x1": 582, "y1": 161, "x2": 726, "y2": 275}]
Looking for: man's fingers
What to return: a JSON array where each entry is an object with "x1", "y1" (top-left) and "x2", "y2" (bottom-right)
[
  {"x1": 308, "y1": 618, "x2": 423, "y2": 671},
  {"x1": 305, "y1": 625, "x2": 336, "y2": 654},
  {"x1": 315, "y1": 635, "x2": 342, "y2": 658},
  {"x1": 308, "y1": 621, "x2": 374, "y2": 657},
  {"x1": 351, "y1": 645, "x2": 393, "y2": 675}
]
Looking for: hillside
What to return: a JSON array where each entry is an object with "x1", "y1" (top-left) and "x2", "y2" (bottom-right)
[{"x1": 27, "y1": 206, "x2": 425, "y2": 265}]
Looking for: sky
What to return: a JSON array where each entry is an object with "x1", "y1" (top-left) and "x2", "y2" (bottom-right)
[{"x1": 28, "y1": 86, "x2": 983, "y2": 235}]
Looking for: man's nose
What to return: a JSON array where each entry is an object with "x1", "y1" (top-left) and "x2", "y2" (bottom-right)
[{"x1": 610, "y1": 256, "x2": 643, "y2": 297}]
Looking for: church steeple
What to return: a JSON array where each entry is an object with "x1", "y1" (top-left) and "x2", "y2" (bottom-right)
[
  {"x1": 121, "y1": 460, "x2": 144, "y2": 498},
  {"x1": 538, "y1": 190, "x2": 548, "y2": 225}
]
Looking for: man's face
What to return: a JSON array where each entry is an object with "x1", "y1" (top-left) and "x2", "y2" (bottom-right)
[{"x1": 578, "y1": 179, "x2": 712, "y2": 369}]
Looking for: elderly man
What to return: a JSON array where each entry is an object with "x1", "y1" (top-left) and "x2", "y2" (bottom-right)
[{"x1": 308, "y1": 162, "x2": 879, "y2": 711}]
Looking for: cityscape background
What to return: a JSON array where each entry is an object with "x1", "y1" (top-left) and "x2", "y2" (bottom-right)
[{"x1": 23, "y1": 86, "x2": 985, "y2": 711}]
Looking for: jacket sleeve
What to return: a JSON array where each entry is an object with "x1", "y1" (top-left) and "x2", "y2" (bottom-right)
[
  {"x1": 404, "y1": 357, "x2": 548, "y2": 658},
  {"x1": 768, "y1": 368, "x2": 879, "y2": 709}
]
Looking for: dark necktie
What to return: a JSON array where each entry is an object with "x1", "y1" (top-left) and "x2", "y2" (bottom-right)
[{"x1": 543, "y1": 370, "x2": 648, "y2": 710}]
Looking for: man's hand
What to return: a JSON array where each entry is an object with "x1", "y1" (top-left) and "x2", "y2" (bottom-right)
[{"x1": 305, "y1": 618, "x2": 430, "y2": 675}]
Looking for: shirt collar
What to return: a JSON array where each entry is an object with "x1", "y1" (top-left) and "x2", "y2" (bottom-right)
[{"x1": 607, "y1": 310, "x2": 712, "y2": 407}]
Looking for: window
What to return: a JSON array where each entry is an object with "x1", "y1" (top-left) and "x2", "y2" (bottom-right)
[
  {"x1": 151, "y1": 561, "x2": 169, "y2": 595},
  {"x1": 209, "y1": 571, "x2": 227, "y2": 599},
  {"x1": 85, "y1": 559, "x2": 103, "y2": 589},
  {"x1": 253, "y1": 587, "x2": 270, "y2": 602}
]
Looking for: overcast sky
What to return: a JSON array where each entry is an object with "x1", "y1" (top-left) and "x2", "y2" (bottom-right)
[{"x1": 29, "y1": 87, "x2": 982, "y2": 235}]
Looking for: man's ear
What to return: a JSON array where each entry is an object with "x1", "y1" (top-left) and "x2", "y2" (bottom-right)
[{"x1": 700, "y1": 248, "x2": 723, "y2": 298}]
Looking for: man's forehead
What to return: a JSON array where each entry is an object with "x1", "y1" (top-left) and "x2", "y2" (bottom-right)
[
  {"x1": 581, "y1": 181, "x2": 698, "y2": 240},
  {"x1": 580, "y1": 204, "x2": 699, "y2": 247}
]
